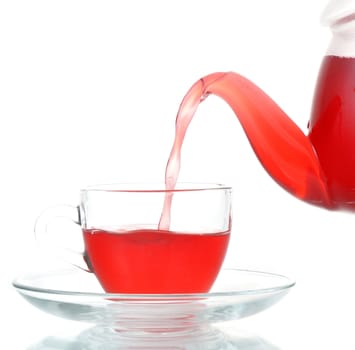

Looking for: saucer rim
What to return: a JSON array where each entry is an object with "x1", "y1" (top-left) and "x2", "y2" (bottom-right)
[{"x1": 12, "y1": 268, "x2": 296, "y2": 300}]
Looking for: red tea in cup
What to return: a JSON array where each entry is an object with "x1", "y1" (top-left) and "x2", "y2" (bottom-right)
[{"x1": 83, "y1": 227, "x2": 230, "y2": 293}]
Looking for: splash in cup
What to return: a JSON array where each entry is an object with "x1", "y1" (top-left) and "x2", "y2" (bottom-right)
[{"x1": 34, "y1": 183, "x2": 232, "y2": 294}]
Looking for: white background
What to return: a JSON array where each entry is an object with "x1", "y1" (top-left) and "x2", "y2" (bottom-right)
[{"x1": 1, "y1": 0, "x2": 355, "y2": 348}]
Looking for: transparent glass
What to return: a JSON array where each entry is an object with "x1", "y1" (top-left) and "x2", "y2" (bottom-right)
[
  {"x1": 79, "y1": 183, "x2": 232, "y2": 233},
  {"x1": 34, "y1": 183, "x2": 232, "y2": 294}
]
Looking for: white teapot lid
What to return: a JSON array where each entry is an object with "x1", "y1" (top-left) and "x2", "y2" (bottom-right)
[
  {"x1": 322, "y1": 0, "x2": 355, "y2": 56},
  {"x1": 322, "y1": 0, "x2": 355, "y2": 26}
]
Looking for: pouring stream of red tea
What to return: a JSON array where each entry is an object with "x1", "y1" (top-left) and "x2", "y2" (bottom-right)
[
  {"x1": 160, "y1": 60, "x2": 355, "y2": 229},
  {"x1": 159, "y1": 71, "x2": 330, "y2": 230}
]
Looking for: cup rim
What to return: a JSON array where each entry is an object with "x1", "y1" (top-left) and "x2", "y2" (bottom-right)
[{"x1": 80, "y1": 182, "x2": 232, "y2": 193}]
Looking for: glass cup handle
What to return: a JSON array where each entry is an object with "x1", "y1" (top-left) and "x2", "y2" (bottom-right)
[{"x1": 34, "y1": 204, "x2": 91, "y2": 272}]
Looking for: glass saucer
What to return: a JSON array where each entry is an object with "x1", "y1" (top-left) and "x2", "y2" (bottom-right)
[{"x1": 13, "y1": 268, "x2": 294, "y2": 329}]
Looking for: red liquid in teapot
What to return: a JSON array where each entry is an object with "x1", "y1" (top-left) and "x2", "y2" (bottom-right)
[
  {"x1": 309, "y1": 56, "x2": 355, "y2": 210},
  {"x1": 83, "y1": 228, "x2": 230, "y2": 293}
]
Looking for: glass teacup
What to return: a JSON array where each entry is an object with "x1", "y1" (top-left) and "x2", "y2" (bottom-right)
[{"x1": 35, "y1": 183, "x2": 232, "y2": 294}]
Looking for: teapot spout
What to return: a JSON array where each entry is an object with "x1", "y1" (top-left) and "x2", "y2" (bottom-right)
[{"x1": 172, "y1": 72, "x2": 333, "y2": 209}]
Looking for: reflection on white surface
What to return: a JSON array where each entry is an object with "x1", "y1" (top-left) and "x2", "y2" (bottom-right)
[{"x1": 27, "y1": 326, "x2": 281, "y2": 350}]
